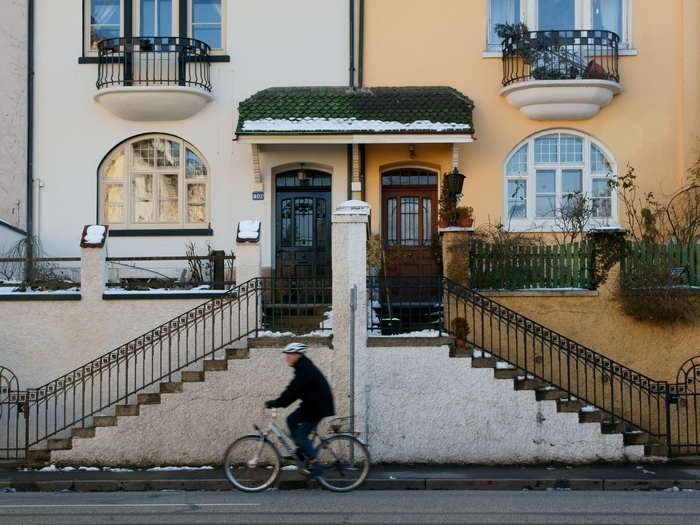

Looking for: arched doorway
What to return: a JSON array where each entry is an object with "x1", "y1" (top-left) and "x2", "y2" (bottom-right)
[{"x1": 275, "y1": 168, "x2": 332, "y2": 278}]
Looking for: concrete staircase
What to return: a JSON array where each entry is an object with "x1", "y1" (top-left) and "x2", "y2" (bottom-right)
[{"x1": 458, "y1": 347, "x2": 667, "y2": 458}]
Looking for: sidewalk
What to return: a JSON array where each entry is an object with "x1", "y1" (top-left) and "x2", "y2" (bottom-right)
[{"x1": 2, "y1": 462, "x2": 700, "y2": 492}]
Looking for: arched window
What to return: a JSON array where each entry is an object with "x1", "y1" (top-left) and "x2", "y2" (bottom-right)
[
  {"x1": 503, "y1": 130, "x2": 616, "y2": 229},
  {"x1": 100, "y1": 134, "x2": 209, "y2": 230}
]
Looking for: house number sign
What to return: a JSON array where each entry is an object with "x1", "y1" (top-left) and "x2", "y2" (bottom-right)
[{"x1": 252, "y1": 192, "x2": 264, "y2": 201}]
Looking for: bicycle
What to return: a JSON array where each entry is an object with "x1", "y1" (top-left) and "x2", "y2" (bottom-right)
[{"x1": 223, "y1": 408, "x2": 370, "y2": 492}]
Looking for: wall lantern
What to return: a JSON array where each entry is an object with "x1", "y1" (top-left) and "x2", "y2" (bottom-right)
[
  {"x1": 297, "y1": 163, "x2": 308, "y2": 182},
  {"x1": 446, "y1": 167, "x2": 465, "y2": 225}
]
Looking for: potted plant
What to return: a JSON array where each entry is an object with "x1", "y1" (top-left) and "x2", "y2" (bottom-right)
[
  {"x1": 439, "y1": 172, "x2": 471, "y2": 227},
  {"x1": 451, "y1": 316, "x2": 470, "y2": 348},
  {"x1": 455, "y1": 206, "x2": 474, "y2": 228}
]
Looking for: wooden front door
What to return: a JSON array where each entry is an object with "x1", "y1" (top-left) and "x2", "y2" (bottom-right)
[
  {"x1": 381, "y1": 168, "x2": 438, "y2": 276},
  {"x1": 275, "y1": 169, "x2": 331, "y2": 278}
]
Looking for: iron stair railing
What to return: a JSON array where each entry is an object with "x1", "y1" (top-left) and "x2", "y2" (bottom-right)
[
  {"x1": 23, "y1": 278, "x2": 264, "y2": 450},
  {"x1": 442, "y1": 278, "x2": 670, "y2": 447}
]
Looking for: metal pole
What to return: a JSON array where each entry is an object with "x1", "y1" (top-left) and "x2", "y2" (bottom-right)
[{"x1": 349, "y1": 285, "x2": 357, "y2": 466}]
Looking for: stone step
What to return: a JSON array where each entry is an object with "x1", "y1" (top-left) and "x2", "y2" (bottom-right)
[
  {"x1": 557, "y1": 399, "x2": 583, "y2": 413},
  {"x1": 27, "y1": 449, "x2": 51, "y2": 463},
  {"x1": 47, "y1": 438, "x2": 72, "y2": 451},
  {"x1": 494, "y1": 368, "x2": 519, "y2": 380},
  {"x1": 579, "y1": 409, "x2": 604, "y2": 423},
  {"x1": 204, "y1": 359, "x2": 228, "y2": 372},
  {"x1": 645, "y1": 443, "x2": 669, "y2": 457},
  {"x1": 71, "y1": 427, "x2": 96, "y2": 439},
  {"x1": 535, "y1": 387, "x2": 562, "y2": 401},
  {"x1": 514, "y1": 378, "x2": 545, "y2": 391},
  {"x1": 181, "y1": 371, "x2": 205, "y2": 382},
  {"x1": 93, "y1": 416, "x2": 117, "y2": 427},
  {"x1": 449, "y1": 347, "x2": 471, "y2": 358},
  {"x1": 116, "y1": 405, "x2": 139, "y2": 416},
  {"x1": 138, "y1": 393, "x2": 161, "y2": 405},
  {"x1": 624, "y1": 431, "x2": 649, "y2": 446},
  {"x1": 471, "y1": 357, "x2": 498, "y2": 369},
  {"x1": 601, "y1": 420, "x2": 626, "y2": 434},
  {"x1": 160, "y1": 382, "x2": 183, "y2": 394},
  {"x1": 226, "y1": 348, "x2": 250, "y2": 360}
]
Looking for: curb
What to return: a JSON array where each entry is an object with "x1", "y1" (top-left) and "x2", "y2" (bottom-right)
[{"x1": 2, "y1": 478, "x2": 699, "y2": 492}]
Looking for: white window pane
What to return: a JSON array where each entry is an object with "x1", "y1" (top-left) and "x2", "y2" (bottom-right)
[
  {"x1": 562, "y1": 169, "x2": 583, "y2": 194},
  {"x1": 534, "y1": 135, "x2": 558, "y2": 163},
  {"x1": 103, "y1": 148, "x2": 125, "y2": 179},
  {"x1": 132, "y1": 174, "x2": 154, "y2": 223},
  {"x1": 560, "y1": 135, "x2": 583, "y2": 163},
  {"x1": 538, "y1": 0, "x2": 575, "y2": 30},
  {"x1": 188, "y1": 204, "x2": 206, "y2": 223},
  {"x1": 104, "y1": 184, "x2": 123, "y2": 223},
  {"x1": 90, "y1": 0, "x2": 120, "y2": 50},
  {"x1": 508, "y1": 179, "x2": 527, "y2": 218},
  {"x1": 536, "y1": 196, "x2": 556, "y2": 218},
  {"x1": 506, "y1": 144, "x2": 528, "y2": 174},
  {"x1": 192, "y1": 26, "x2": 221, "y2": 48},
  {"x1": 536, "y1": 169, "x2": 556, "y2": 218},
  {"x1": 592, "y1": 0, "x2": 622, "y2": 36},
  {"x1": 186, "y1": 149, "x2": 207, "y2": 178},
  {"x1": 591, "y1": 144, "x2": 612, "y2": 173},
  {"x1": 489, "y1": 0, "x2": 520, "y2": 44},
  {"x1": 592, "y1": 178, "x2": 611, "y2": 198},
  {"x1": 192, "y1": 0, "x2": 222, "y2": 48}
]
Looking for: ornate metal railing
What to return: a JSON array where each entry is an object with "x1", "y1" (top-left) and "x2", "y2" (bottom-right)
[
  {"x1": 441, "y1": 278, "x2": 670, "y2": 447},
  {"x1": 260, "y1": 276, "x2": 332, "y2": 334},
  {"x1": 502, "y1": 29, "x2": 619, "y2": 87},
  {"x1": 96, "y1": 36, "x2": 211, "y2": 91}
]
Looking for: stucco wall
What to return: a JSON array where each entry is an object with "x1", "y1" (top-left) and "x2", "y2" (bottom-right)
[{"x1": 50, "y1": 343, "x2": 643, "y2": 467}]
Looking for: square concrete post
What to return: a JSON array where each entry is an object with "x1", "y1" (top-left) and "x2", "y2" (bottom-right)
[
  {"x1": 235, "y1": 233, "x2": 262, "y2": 346},
  {"x1": 79, "y1": 225, "x2": 108, "y2": 303}
]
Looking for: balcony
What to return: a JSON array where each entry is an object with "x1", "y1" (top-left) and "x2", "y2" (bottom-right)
[
  {"x1": 93, "y1": 37, "x2": 214, "y2": 121},
  {"x1": 499, "y1": 30, "x2": 622, "y2": 120}
]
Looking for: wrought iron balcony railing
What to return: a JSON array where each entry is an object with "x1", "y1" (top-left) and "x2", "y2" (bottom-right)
[
  {"x1": 502, "y1": 29, "x2": 620, "y2": 87},
  {"x1": 96, "y1": 37, "x2": 212, "y2": 91}
]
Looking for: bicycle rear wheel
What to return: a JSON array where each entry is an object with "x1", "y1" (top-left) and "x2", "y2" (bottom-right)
[
  {"x1": 315, "y1": 435, "x2": 370, "y2": 492},
  {"x1": 223, "y1": 435, "x2": 280, "y2": 492}
]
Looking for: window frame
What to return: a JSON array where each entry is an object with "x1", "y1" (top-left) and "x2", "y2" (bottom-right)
[
  {"x1": 486, "y1": 0, "x2": 633, "y2": 53},
  {"x1": 83, "y1": 0, "x2": 226, "y2": 58},
  {"x1": 99, "y1": 134, "x2": 211, "y2": 231},
  {"x1": 502, "y1": 130, "x2": 619, "y2": 232}
]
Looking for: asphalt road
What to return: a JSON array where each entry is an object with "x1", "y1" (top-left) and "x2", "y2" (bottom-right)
[{"x1": 1, "y1": 489, "x2": 700, "y2": 525}]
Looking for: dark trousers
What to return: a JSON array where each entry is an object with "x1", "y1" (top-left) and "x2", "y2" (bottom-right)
[{"x1": 287, "y1": 409, "x2": 321, "y2": 461}]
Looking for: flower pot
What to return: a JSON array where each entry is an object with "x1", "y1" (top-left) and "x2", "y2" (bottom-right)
[
  {"x1": 454, "y1": 338, "x2": 467, "y2": 348},
  {"x1": 438, "y1": 220, "x2": 450, "y2": 229},
  {"x1": 380, "y1": 318, "x2": 402, "y2": 335},
  {"x1": 456, "y1": 218, "x2": 474, "y2": 228}
]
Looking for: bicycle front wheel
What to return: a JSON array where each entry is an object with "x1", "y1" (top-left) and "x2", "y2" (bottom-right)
[
  {"x1": 315, "y1": 435, "x2": 370, "y2": 492},
  {"x1": 223, "y1": 435, "x2": 280, "y2": 492}
]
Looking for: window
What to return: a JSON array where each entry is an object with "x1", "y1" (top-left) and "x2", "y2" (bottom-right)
[
  {"x1": 84, "y1": 0, "x2": 224, "y2": 55},
  {"x1": 487, "y1": 0, "x2": 630, "y2": 50},
  {"x1": 503, "y1": 131, "x2": 616, "y2": 229},
  {"x1": 100, "y1": 135, "x2": 209, "y2": 230}
]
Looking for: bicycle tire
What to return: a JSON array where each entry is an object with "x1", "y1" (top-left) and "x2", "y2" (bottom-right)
[
  {"x1": 315, "y1": 434, "x2": 370, "y2": 492},
  {"x1": 223, "y1": 435, "x2": 280, "y2": 492}
]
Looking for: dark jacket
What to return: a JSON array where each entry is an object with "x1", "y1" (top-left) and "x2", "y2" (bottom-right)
[{"x1": 268, "y1": 355, "x2": 335, "y2": 420}]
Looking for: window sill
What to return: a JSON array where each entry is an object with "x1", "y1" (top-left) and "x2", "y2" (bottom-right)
[
  {"x1": 109, "y1": 228, "x2": 213, "y2": 237},
  {"x1": 483, "y1": 48, "x2": 637, "y2": 58},
  {"x1": 79, "y1": 55, "x2": 230, "y2": 64}
]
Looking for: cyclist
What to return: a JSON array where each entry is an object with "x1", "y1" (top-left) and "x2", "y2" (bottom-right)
[{"x1": 265, "y1": 342, "x2": 335, "y2": 479}]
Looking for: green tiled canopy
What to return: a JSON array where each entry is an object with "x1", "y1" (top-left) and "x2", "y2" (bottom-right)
[{"x1": 236, "y1": 86, "x2": 475, "y2": 134}]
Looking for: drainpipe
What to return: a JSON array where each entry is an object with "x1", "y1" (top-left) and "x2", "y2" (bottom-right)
[
  {"x1": 26, "y1": 0, "x2": 35, "y2": 277},
  {"x1": 349, "y1": 0, "x2": 355, "y2": 86},
  {"x1": 358, "y1": 0, "x2": 364, "y2": 87}
]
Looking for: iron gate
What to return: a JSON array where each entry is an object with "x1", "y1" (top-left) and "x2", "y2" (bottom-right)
[
  {"x1": 0, "y1": 367, "x2": 27, "y2": 463},
  {"x1": 668, "y1": 356, "x2": 700, "y2": 456}
]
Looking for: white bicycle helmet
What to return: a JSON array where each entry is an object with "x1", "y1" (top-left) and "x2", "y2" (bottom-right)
[{"x1": 282, "y1": 342, "x2": 307, "y2": 354}]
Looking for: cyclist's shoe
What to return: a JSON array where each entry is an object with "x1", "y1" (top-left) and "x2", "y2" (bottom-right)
[{"x1": 305, "y1": 462, "x2": 324, "y2": 480}]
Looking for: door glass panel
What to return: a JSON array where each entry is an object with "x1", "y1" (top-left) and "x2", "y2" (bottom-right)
[
  {"x1": 536, "y1": 169, "x2": 556, "y2": 218},
  {"x1": 280, "y1": 198, "x2": 291, "y2": 247},
  {"x1": 401, "y1": 197, "x2": 419, "y2": 247},
  {"x1": 422, "y1": 198, "x2": 432, "y2": 246},
  {"x1": 132, "y1": 174, "x2": 154, "y2": 222},
  {"x1": 387, "y1": 198, "x2": 397, "y2": 245},
  {"x1": 316, "y1": 198, "x2": 327, "y2": 247},
  {"x1": 538, "y1": 0, "x2": 575, "y2": 30},
  {"x1": 294, "y1": 198, "x2": 313, "y2": 247},
  {"x1": 140, "y1": 0, "x2": 172, "y2": 36}
]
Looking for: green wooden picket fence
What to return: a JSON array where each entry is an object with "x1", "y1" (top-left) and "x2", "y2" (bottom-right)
[
  {"x1": 469, "y1": 241, "x2": 593, "y2": 290},
  {"x1": 620, "y1": 242, "x2": 700, "y2": 287}
]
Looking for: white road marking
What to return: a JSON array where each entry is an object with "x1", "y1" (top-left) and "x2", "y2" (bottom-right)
[{"x1": 0, "y1": 503, "x2": 260, "y2": 508}]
